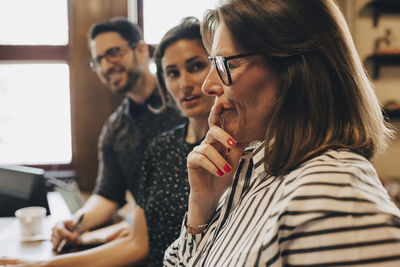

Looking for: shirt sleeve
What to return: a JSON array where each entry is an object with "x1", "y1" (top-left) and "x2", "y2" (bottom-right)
[
  {"x1": 277, "y1": 167, "x2": 400, "y2": 266},
  {"x1": 280, "y1": 212, "x2": 400, "y2": 266},
  {"x1": 164, "y1": 188, "x2": 228, "y2": 266},
  {"x1": 93, "y1": 122, "x2": 127, "y2": 207},
  {"x1": 163, "y1": 213, "x2": 204, "y2": 266}
]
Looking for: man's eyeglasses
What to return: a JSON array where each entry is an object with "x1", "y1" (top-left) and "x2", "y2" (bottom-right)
[
  {"x1": 89, "y1": 42, "x2": 136, "y2": 72},
  {"x1": 208, "y1": 53, "x2": 258, "y2": 86}
]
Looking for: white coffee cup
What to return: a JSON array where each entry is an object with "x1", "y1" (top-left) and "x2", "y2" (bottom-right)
[{"x1": 15, "y1": 206, "x2": 46, "y2": 237}]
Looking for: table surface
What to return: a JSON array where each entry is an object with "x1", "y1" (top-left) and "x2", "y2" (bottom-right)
[{"x1": 0, "y1": 192, "x2": 71, "y2": 260}]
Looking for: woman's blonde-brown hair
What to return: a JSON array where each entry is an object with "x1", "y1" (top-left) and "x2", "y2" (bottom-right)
[{"x1": 202, "y1": 0, "x2": 394, "y2": 176}]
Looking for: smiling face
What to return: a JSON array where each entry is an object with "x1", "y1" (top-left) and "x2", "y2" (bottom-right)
[
  {"x1": 202, "y1": 21, "x2": 280, "y2": 143},
  {"x1": 161, "y1": 39, "x2": 215, "y2": 120},
  {"x1": 90, "y1": 31, "x2": 143, "y2": 95}
]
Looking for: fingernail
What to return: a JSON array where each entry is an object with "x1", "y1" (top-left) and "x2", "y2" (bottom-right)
[
  {"x1": 223, "y1": 164, "x2": 231, "y2": 173},
  {"x1": 217, "y1": 170, "x2": 224, "y2": 176},
  {"x1": 227, "y1": 138, "x2": 236, "y2": 146}
]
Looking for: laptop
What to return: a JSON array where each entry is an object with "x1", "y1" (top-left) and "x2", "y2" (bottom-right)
[
  {"x1": 46, "y1": 176, "x2": 84, "y2": 214},
  {"x1": 0, "y1": 165, "x2": 50, "y2": 217}
]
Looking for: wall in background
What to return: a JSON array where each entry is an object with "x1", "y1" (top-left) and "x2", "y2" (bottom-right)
[
  {"x1": 339, "y1": 0, "x2": 400, "y2": 179},
  {"x1": 69, "y1": 0, "x2": 126, "y2": 191}
]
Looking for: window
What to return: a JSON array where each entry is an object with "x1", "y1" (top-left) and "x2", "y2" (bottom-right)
[
  {"x1": 139, "y1": 0, "x2": 219, "y2": 44},
  {"x1": 0, "y1": 0, "x2": 68, "y2": 45},
  {"x1": 0, "y1": 0, "x2": 71, "y2": 166}
]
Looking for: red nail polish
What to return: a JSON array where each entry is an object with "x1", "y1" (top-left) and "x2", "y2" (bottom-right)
[
  {"x1": 223, "y1": 164, "x2": 231, "y2": 173},
  {"x1": 227, "y1": 138, "x2": 236, "y2": 146},
  {"x1": 217, "y1": 170, "x2": 224, "y2": 176}
]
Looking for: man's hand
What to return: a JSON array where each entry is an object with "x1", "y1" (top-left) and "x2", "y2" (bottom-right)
[{"x1": 51, "y1": 219, "x2": 83, "y2": 251}]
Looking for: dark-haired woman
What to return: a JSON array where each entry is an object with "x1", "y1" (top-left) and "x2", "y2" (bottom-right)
[{"x1": 135, "y1": 16, "x2": 215, "y2": 266}]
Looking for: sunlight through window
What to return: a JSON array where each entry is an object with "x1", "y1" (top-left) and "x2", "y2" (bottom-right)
[
  {"x1": 0, "y1": 63, "x2": 72, "y2": 165},
  {"x1": 0, "y1": 0, "x2": 68, "y2": 45},
  {"x1": 143, "y1": 0, "x2": 218, "y2": 44}
]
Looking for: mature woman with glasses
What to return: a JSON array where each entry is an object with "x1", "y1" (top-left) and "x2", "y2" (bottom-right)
[{"x1": 165, "y1": 0, "x2": 400, "y2": 266}]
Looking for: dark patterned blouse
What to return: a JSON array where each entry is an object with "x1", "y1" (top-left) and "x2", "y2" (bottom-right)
[{"x1": 137, "y1": 121, "x2": 202, "y2": 267}]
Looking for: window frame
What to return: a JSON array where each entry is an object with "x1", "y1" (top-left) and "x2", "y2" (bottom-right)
[
  {"x1": 0, "y1": 45, "x2": 68, "y2": 60},
  {"x1": 0, "y1": 4, "x2": 72, "y2": 171}
]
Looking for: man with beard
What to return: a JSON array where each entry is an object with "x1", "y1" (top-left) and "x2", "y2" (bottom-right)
[{"x1": 49, "y1": 17, "x2": 184, "y2": 260}]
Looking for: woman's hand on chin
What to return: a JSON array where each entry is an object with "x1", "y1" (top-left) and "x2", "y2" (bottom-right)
[
  {"x1": 188, "y1": 126, "x2": 245, "y2": 198},
  {"x1": 186, "y1": 124, "x2": 248, "y2": 226}
]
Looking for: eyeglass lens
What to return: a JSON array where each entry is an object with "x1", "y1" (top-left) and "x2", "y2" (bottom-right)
[
  {"x1": 90, "y1": 44, "x2": 132, "y2": 71},
  {"x1": 215, "y1": 56, "x2": 229, "y2": 85},
  {"x1": 208, "y1": 56, "x2": 231, "y2": 85}
]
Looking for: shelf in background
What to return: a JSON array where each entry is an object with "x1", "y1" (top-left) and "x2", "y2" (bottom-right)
[
  {"x1": 384, "y1": 109, "x2": 400, "y2": 121},
  {"x1": 366, "y1": 53, "x2": 400, "y2": 79},
  {"x1": 364, "y1": 0, "x2": 400, "y2": 27}
]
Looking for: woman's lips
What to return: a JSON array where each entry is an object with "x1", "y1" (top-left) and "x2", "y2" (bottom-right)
[
  {"x1": 181, "y1": 95, "x2": 201, "y2": 107},
  {"x1": 182, "y1": 95, "x2": 200, "y2": 101}
]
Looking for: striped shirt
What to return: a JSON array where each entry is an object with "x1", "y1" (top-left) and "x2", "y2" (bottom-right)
[{"x1": 164, "y1": 142, "x2": 400, "y2": 266}]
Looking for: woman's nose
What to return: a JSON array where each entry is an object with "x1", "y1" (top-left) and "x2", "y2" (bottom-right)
[
  {"x1": 179, "y1": 71, "x2": 194, "y2": 90},
  {"x1": 202, "y1": 68, "x2": 223, "y2": 96}
]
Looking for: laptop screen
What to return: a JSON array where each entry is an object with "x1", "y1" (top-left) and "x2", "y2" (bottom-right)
[
  {"x1": 0, "y1": 165, "x2": 50, "y2": 217},
  {"x1": 46, "y1": 176, "x2": 84, "y2": 214}
]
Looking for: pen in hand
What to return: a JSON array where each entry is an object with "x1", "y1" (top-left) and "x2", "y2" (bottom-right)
[{"x1": 56, "y1": 213, "x2": 85, "y2": 253}]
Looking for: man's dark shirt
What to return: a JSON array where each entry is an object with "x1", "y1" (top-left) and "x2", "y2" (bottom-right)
[{"x1": 94, "y1": 90, "x2": 184, "y2": 207}]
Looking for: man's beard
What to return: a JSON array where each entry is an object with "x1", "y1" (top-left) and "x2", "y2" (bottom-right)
[{"x1": 116, "y1": 68, "x2": 142, "y2": 95}]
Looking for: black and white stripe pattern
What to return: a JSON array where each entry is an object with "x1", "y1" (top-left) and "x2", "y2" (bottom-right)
[{"x1": 164, "y1": 142, "x2": 400, "y2": 266}]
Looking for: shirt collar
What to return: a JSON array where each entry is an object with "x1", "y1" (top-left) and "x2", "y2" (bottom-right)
[
  {"x1": 247, "y1": 141, "x2": 266, "y2": 178},
  {"x1": 125, "y1": 87, "x2": 160, "y2": 115}
]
